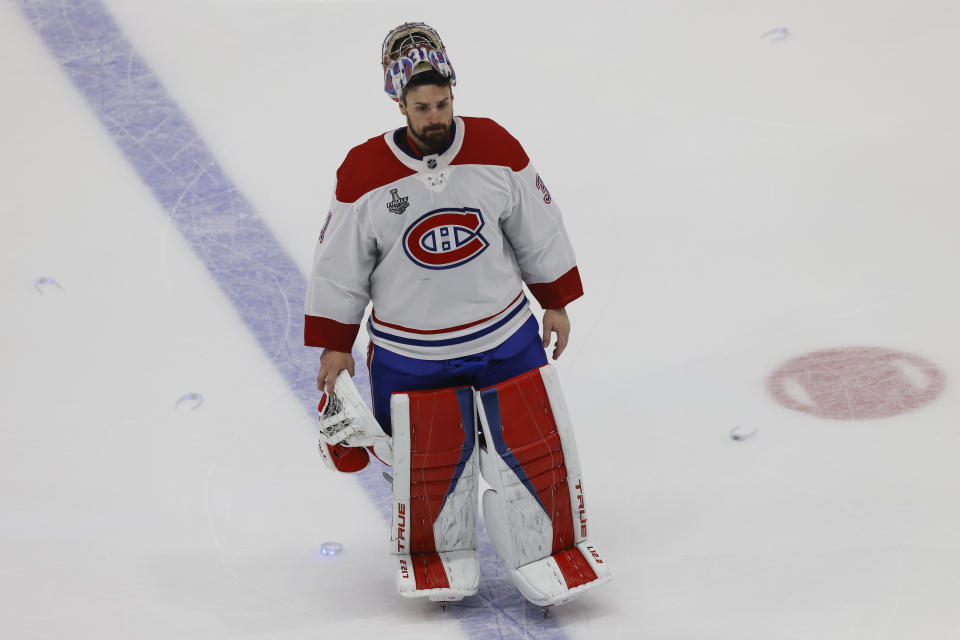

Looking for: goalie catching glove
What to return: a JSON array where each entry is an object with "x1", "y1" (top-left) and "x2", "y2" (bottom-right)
[{"x1": 317, "y1": 370, "x2": 393, "y2": 472}]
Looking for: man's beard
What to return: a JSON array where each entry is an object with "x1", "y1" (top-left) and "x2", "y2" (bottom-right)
[{"x1": 409, "y1": 119, "x2": 452, "y2": 154}]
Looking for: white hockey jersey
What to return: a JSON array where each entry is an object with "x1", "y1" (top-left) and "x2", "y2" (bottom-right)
[{"x1": 305, "y1": 116, "x2": 582, "y2": 360}]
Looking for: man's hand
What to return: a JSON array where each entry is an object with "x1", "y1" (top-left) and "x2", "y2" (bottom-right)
[
  {"x1": 317, "y1": 349, "x2": 356, "y2": 396},
  {"x1": 541, "y1": 308, "x2": 570, "y2": 360}
]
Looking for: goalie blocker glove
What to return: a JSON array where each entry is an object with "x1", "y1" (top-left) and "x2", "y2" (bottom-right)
[{"x1": 317, "y1": 370, "x2": 393, "y2": 472}]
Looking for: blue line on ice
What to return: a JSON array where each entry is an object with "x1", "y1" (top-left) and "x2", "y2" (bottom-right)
[{"x1": 17, "y1": 1, "x2": 568, "y2": 636}]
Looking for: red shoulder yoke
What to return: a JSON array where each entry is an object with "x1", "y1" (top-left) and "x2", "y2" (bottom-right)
[
  {"x1": 453, "y1": 117, "x2": 530, "y2": 172},
  {"x1": 335, "y1": 135, "x2": 416, "y2": 204}
]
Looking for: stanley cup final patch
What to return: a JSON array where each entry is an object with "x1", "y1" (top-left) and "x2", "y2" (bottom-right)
[{"x1": 387, "y1": 188, "x2": 411, "y2": 215}]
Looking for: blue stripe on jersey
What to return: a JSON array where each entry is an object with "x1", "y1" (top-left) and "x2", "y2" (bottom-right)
[{"x1": 367, "y1": 301, "x2": 528, "y2": 347}]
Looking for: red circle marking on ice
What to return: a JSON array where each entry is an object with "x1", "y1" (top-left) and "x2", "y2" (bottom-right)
[{"x1": 767, "y1": 347, "x2": 945, "y2": 420}]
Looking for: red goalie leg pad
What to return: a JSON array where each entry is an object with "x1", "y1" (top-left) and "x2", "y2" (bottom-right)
[
  {"x1": 404, "y1": 386, "x2": 476, "y2": 558},
  {"x1": 411, "y1": 552, "x2": 450, "y2": 590},
  {"x1": 553, "y1": 547, "x2": 598, "y2": 589},
  {"x1": 478, "y1": 368, "x2": 575, "y2": 555}
]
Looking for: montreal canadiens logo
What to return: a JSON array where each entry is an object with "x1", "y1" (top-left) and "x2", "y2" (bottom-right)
[{"x1": 402, "y1": 207, "x2": 489, "y2": 270}]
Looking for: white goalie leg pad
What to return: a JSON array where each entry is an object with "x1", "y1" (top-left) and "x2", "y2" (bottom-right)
[
  {"x1": 477, "y1": 365, "x2": 612, "y2": 607},
  {"x1": 391, "y1": 386, "x2": 479, "y2": 601}
]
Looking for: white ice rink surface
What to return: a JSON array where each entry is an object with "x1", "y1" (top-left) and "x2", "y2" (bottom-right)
[{"x1": 3, "y1": 1, "x2": 960, "y2": 638}]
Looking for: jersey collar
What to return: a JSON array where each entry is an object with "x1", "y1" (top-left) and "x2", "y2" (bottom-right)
[{"x1": 384, "y1": 116, "x2": 465, "y2": 173}]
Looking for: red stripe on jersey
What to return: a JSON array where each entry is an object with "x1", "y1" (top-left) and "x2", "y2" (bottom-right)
[
  {"x1": 407, "y1": 388, "x2": 470, "y2": 554},
  {"x1": 335, "y1": 136, "x2": 417, "y2": 204},
  {"x1": 527, "y1": 266, "x2": 584, "y2": 309},
  {"x1": 304, "y1": 315, "x2": 360, "y2": 352},
  {"x1": 451, "y1": 117, "x2": 530, "y2": 172},
  {"x1": 411, "y1": 552, "x2": 451, "y2": 590},
  {"x1": 371, "y1": 292, "x2": 523, "y2": 335},
  {"x1": 496, "y1": 370, "x2": 575, "y2": 556},
  {"x1": 553, "y1": 547, "x2": 598, "y2": 589}
]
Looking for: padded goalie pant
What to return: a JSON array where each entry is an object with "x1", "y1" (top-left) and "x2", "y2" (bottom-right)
[
  {"x1": 368, "y1": 315, "x2": 547, "y2": 436},
  {"x1": 389, "y1": 365, "x2": 610, "y2": 606}
]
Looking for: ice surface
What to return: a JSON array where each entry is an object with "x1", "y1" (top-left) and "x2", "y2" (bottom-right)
[{"x1": 2, "y1": 0, "x2": 960, "y2": 638}]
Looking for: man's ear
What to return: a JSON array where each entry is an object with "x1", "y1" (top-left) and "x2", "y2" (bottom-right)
[{"x1": 398, "y1": 97, "x2": 406, "y2": 116}]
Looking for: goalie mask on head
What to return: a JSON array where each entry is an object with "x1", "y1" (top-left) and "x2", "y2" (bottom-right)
[{"x1": 381, "y1": 22, "x2": 456, "y2": 102}]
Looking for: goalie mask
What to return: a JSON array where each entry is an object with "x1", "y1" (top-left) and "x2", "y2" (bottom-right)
[{"x1": 381, "y1": 22, "x2": 456, "y2": 102}]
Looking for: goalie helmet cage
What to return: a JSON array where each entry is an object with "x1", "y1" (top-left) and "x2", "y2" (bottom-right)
[
  {"x1": 381, "y1": 22, "x2": 449, "y2": 69},
  {"x1": 380, "y1": 22, "x2": 456, "y2": 101}
]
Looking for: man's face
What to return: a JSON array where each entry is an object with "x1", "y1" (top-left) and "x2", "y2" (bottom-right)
[{"x1": 400, "y1": 84, "x2": 454, "y2": 152}]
